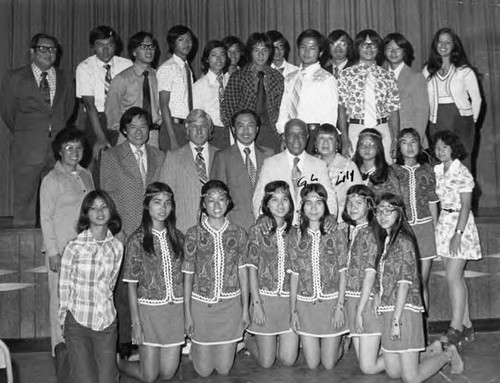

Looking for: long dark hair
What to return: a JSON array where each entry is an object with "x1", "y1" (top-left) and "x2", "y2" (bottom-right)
[
  {"x1": 353, "y1": 128, "x2": 390, "y2": 185},
  {"x1": 140, "y1": 182, "x2": 183, "y2": 260},
  {"x1": 425, "y1": 28, "x2": 473, "y2": 79},
  {"x1": 299, "y1": 183, "x2": 330, "y2": 236},
  {"x1": 383, "y1": 32, "x2": 414, "y2": 67},
  {"x1": 261, "y1": 181, "x2": 294, "y2": 234},
  {"x1": 199, "y1": 180, "x2": 234, "y2": 222},
  {"x1": 77, "y1": 190, "x2": 122, "y2": 235},
  {"x1": 395, "y1": 128, "x2": 428, "y2": 165},
  {"x1": 375, "y1": 193, "x2": 419, "y2": 268}
]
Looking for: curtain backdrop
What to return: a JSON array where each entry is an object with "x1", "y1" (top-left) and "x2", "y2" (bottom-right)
[{"x1": 0, "y1": 0, "x2": 499, "y2": 215}]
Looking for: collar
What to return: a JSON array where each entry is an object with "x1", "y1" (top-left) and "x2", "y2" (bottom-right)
[
  {"x1": 334, "y1": 59, "x2": 348, "y2": 71},
  {"x1": 286, "y1": 150, "x2": 306, "y2": 164},
  {"x1": 152, "y1": 228, "x2": 167, "y2": 237},
  {"x1": 54, "y1": 160, "x2": 84, "y2": 175},
  {"x1": 390, "y1": 62, "x2": 405, "y2": 79},
  {"x1": 31, "y1": 63, "x2": 55, "y2": 77},
  {"x1": 354, "y1": 221, "x2": 368, "y2": 229},
  {"x1": 249, "y1": 63, "x2": 272, "y2": 76},
  {"x1": 206, "y1": 69, "x2": 223, "y2": 83},
  {"x1": 299, "y1": 62, "x2": 321, "y2": 74},
  {"x1": 189, "y1": 141, "x2": 208, "y2": 152},
  {"x1": 129, "y1": 143, "x2": 146, "y2": 155},
  {"x1": 236, "y1": 140, "x2": 256, "y2": 154},
  {"x1": 172, "y1": 53, "x2": 187, "y2": 66},
  {"x1": 95, "y1": 55, "x2": 115, "y2": 68},
  {"x1": 82, "y1": 228, "x2": 114, "y2": 243},
  {"x1": 272, "y1": 60, "x2": 287, "y2": 70}
]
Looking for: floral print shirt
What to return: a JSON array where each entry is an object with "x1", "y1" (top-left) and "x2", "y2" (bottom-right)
[
  {"x1": 123, "y1": 228, "x2": 184, "y2": 305},
  {"x1": 288, "y1": 227, "x2": 348, "y2": 302},
  {"x1": 377, "y1": 235, "x2": 424, "y2": 313},
  {"x1": 182, "y1": 218, "x2": 247, "y2": 303},
  {"x1": 345, "y1": 223, "x2": 378, "y2": 297},
  {"x1": 434, "y1": 159, "x2": 474, "y2": 211},
  {"x1": 246, "y1": 222, "x2": 296, "y2": 297},
  {"x1": 393, "y1": 163, "x2": 439, "y2": 225},
  {"x1": 338, "y1": 63, "x2": 400, "y2": 119}
]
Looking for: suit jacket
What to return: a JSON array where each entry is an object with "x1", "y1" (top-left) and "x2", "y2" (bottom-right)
[
  {"x1": 100, "y1": 142, "x2": 165, "y2": 236},
  {"x1": 0, "y1": 65, "x2": 75, "y2": 164},
  {"x1": 253, "y1": 151, "x2": 338, "y2": 224},
  {"x1": 211, "y1": 144, "x2": 274, "y2": 231},
  {"x1": 159, "y1": 144, "x2": 218, "y2": 233},
  {"x1": 397, "y1": 64, "x2": 429, "y2": 148},
  {"x1": 222, "y1": 64, "x2": 284, "y2": 129}
]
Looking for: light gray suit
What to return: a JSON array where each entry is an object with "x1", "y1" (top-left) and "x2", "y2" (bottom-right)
[
  {"x1": 253, "y1": 150, "x2": 338, "y2": 224},
  {"x1": 397, "y1": 64, "x2": 430, "y2": 148},
  {"x1": 211, "y1": 144, "x2": 274, "y2": 231},
  {"x1": 160, "y1": 144, "x2": 218, "y2": 233}
]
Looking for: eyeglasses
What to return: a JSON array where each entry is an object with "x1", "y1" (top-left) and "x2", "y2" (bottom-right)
[
  {"x1": 137, "y1": 43, "x2": 156, "y2": 51},
  {"x1": 332, "y1": 40, "x2": 348, "y2": 47},
  {"x1": 35, "y1": 46, "x2": 58, "y2": 54},
  {"x1": 359, "y1": 142, "x2": 376, "y2": 149},
  {"x1": 63, "y1": 144, "x2": 84, "y2": 153},
  {"x1": 375, "y1": 207, "x2": 398, "y2": 216},
  {"x1": 360, "y1": 42, "x2": 378, "y2": 50}
]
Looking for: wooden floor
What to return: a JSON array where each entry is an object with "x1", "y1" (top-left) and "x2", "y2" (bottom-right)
[{"x1": 8, "y1": 332, "x2": 500, "y2": 383}]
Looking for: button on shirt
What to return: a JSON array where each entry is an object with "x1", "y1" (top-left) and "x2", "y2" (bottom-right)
[
  {"x1": 76, "y1": 55, "x2": 133, "y2": 112},
  {"x1": 105, "y1": 65, "x2": 161, "y2": 131},
  {"x1": 193, "y1": 70, "x2": 229, "y2": 126},
  {"x1": 157, "y1": 54, "x2": 193, "y2": 119},
  {"x1": 32, "y1": 64, "x2": 56, "y2": 104},
  {"x1": 276, "y1": 62, "x2": 338, "y2": 134}
]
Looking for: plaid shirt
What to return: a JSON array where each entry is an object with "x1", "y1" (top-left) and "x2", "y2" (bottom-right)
[
  {"x1": 222, "y1": 64, "x2": 284, "y2": 129},
  {"x1": 59, "y1": 229, "x2": 124, "y2": 331}
]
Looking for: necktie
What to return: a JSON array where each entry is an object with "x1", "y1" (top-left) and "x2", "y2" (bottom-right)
[
  {"x1": 364, "y1": 68, "x2": 378, "y2": 127},
  {"x1": 104, "y1": 64, "x2": 111, "y2": 95},
  {"x1": 278, "y1": 67, "x2": 285, "y2": 75},
  {"x1": 255, "y1": 71, "x2": 266, "y2": 115},
  {"x1": 217, "y1": 73, "x2": 225, "y2": 110},
  {"x1": 288, "y1": 71, "x2": 303, "y2": 119},
  {"x1": 185, "y1": 62, "x2": 193, "y2": 111},
  {"x1": 40, "y1": 72, "x2": 51, "y2": 106},
  {"x1": 142, "y1": 71, "x2": 151, "y2": 116},
  {"x1": 244, "y1": 147, "x2": 257, "y2": 187},
  {"x1": 334, "y1": 66, "x2": 339, "y2": 80},
  {"x1": 135, "y1": 149, "x2": 147, "y2": 185},
  {"x1": 195, "y1": 146, "x2": 208, "y2": 185},
  {"x1": 291, "y1": 157, "x2": 302, "y2": 197}
]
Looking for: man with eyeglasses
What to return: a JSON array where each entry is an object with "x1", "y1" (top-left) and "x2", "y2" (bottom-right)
[
  {"x1": 0, "y1": 33, "x2": 75, "y2": 227},
  {"x1": 76, "y1": 26, "x2": 132, "y2": 185},
  {"x1": 337, "y1": 29, "x2": 400, "y2": 164},
  {"x1": 105, "y1": 31, "x2": 161, "y2": 148}
]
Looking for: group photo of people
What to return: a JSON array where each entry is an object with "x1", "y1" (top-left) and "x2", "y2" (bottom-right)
[{"x1": 0, "y1": 1, "x2": 494, "y2": 381}]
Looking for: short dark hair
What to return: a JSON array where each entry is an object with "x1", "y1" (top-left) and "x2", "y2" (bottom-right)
[
  {"x1": 89, "y1": 26, "x2": 121, "y2": 50},
  {"x1": 433, "y1": 130, "x2": 468, "y2": 161},
  {"x1": 119, "y1": 107, "x2": 152, "y2": 136},
  {"x1": 299, "y1": 183, "x2": 331, "y2": 236},
  {"x1": 383, "y1": 32, "x2": 415, "y2": 66},
  {"x1": 395, "y1": 128, "x2": 428, "y2": 165},
  {"x1": 354, "y1": 29, "x2": 384, "y2": 65},
  {"x1": 200, "y1": 40, "x2": 225, "y2": 74},
  {"x1": 52, "y1": 127, "x2": 86, "y2": 161},
  {"x1": 199, "y1": 180, "x2": 234, "y2": 221},
  {"x1": 231, "y1": 109, "x2": 260, "y2": 128},
  {"x1": 322, "y1": 29, "x2": 355, "y2": 68},
  {"x1": 297, "y1": 29, "x2": 326, "y2": 55},
  {"x1": 77, "y1": 190, "x2": 122, "y2": 235},
  {"x1": 266, "y1": 30, "x2": 291, "y2": 60},
  {"x1": 261, "y1": 180, "x2": 295, "y2": 234},
  {"x1": 245, "y1": 32, "x2": 274, "y2": 66},
  {"x1": 30, "y1": 33, "x2": 59, "y2": 50},
  {"x1": 127, "y1": 31, "x2": 159, "y2": 65},
  {"x1": 166, "y1": 25, "x2": 194, "y2": 53}
]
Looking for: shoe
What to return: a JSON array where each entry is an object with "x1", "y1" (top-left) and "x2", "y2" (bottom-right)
[
  {"x1": 440, "y1": 327, "x2": 462, "y2": 349},
  {"x1": 461, "y1": 325, "x2": 475, "y2": 343},
  {"x1": 447, "y1": 344, "x2": 464, "y2": 375}
]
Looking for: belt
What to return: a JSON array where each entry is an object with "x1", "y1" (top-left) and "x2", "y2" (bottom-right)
[
  {"x1": 442, "y1": 208, "x2": 459, "y2": 213},
  {"x1": 173, "y1": 117, "x2": 185, "y2": 124},
  {"x1": 349, "y1": 117, "x2": 388, "y2": 126}
]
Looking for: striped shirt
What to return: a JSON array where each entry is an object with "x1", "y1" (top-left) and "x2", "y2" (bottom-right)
[{"x1": 59, "y1": 229, "x2": 124, "y2": 331}]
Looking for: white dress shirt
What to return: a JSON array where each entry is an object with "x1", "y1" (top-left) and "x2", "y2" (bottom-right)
[{"x1": 193, "y1": 69, "x2": 229, "y2": 126}]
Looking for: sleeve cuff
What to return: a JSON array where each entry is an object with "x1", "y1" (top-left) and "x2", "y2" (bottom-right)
[
  {"x1": 122, "y1": 278, "x2": 138, "y2": 283},
  {"x1": 397, "y1": 279, "x2": 412, "y2": 285},
  {"x1": 182, "y1": 270, "x2": 194, "y2": 274}
]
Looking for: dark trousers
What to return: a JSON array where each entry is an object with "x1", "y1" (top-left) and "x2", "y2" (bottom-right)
[
  {"x1": 81, "y1": 112, "x2": 108, "y2": 189},
  {"x1": 115, "y1": 265, "x2": 131, "y2": 347},
  {"x1": 64, "y1": 312, "x2": 118, "y2": 383}
]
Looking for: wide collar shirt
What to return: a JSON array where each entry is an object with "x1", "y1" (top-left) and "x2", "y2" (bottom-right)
[
  {"x1": 189, "y1": 141, "x2": 210, "y2": 170},
  {"x1": 236, "y1": 140, "x2": 257, "y2": 165},
  {"x1": 32, "y1": 63, "x2": 56, "y2": 104},
  {"x1": 193, "y1": 69, "x2": 228, "y2": 126}
]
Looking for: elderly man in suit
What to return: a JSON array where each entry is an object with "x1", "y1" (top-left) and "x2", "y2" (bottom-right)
[
  {"x1": 253, "y1": 118, "x2": 337, "y2": 224},
  {"x1": 100, "y1": 106, "x2": 164, "y2": 358},
  {"x1": 0, "y1": 33, "x2": 75, "y2": 227},
  {"x1": 160, "y1": 109, "x2": 218, "y2": 233},
  {"x1": 211, "y1": 109, "x2": 274, "y2": 231}
]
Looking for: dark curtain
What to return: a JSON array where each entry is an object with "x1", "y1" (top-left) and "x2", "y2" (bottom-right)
[{"x1": 0, "y1": 0, "x2": 499, "y2": 214}]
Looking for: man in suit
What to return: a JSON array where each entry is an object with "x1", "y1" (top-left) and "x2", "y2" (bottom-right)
[
  {"x1": 160, "y1": 109, "x2": 218, "y2": 233},
  {"x1": 0, "y1": 33, "x2": 75, "y2": 226},
  {"x1": 211, "y1": 109, "x2": 274, "y2": 231},
  {"x1": 253, "y1": 118, "x2": 338, "y2": 224}
]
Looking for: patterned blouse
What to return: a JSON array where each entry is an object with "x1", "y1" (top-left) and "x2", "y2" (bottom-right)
[
  {"x1": 434, "y1": 159, "x2": 474, "y2": 211},
  {"x1": 288, "y1": 227, "x2": 348, "y2": 302},
  {"x1": 123, "y1": 228, "x2": 184, "y2": 305},
  {"x1": 345, "y1": 223, "x2": 378, "y2": 297},
  {"x1": 377, "y1": 235, "x2": 424, "y2": 313},
  {"x1": 393, "y1": 163, "x2": 439, "y2": 225},
  {"x1": 246, "y1": 222, "x2": 296, "y2": 297},
  {"x1": 338, "y1": 63, "x2": 400, "y2": 119},
  {"x1": 362, "y1": 166, "x2": 402, "y2": 199},
  {"x1": 182, "y1": 218, "x2": 248, "y2": 303}
]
